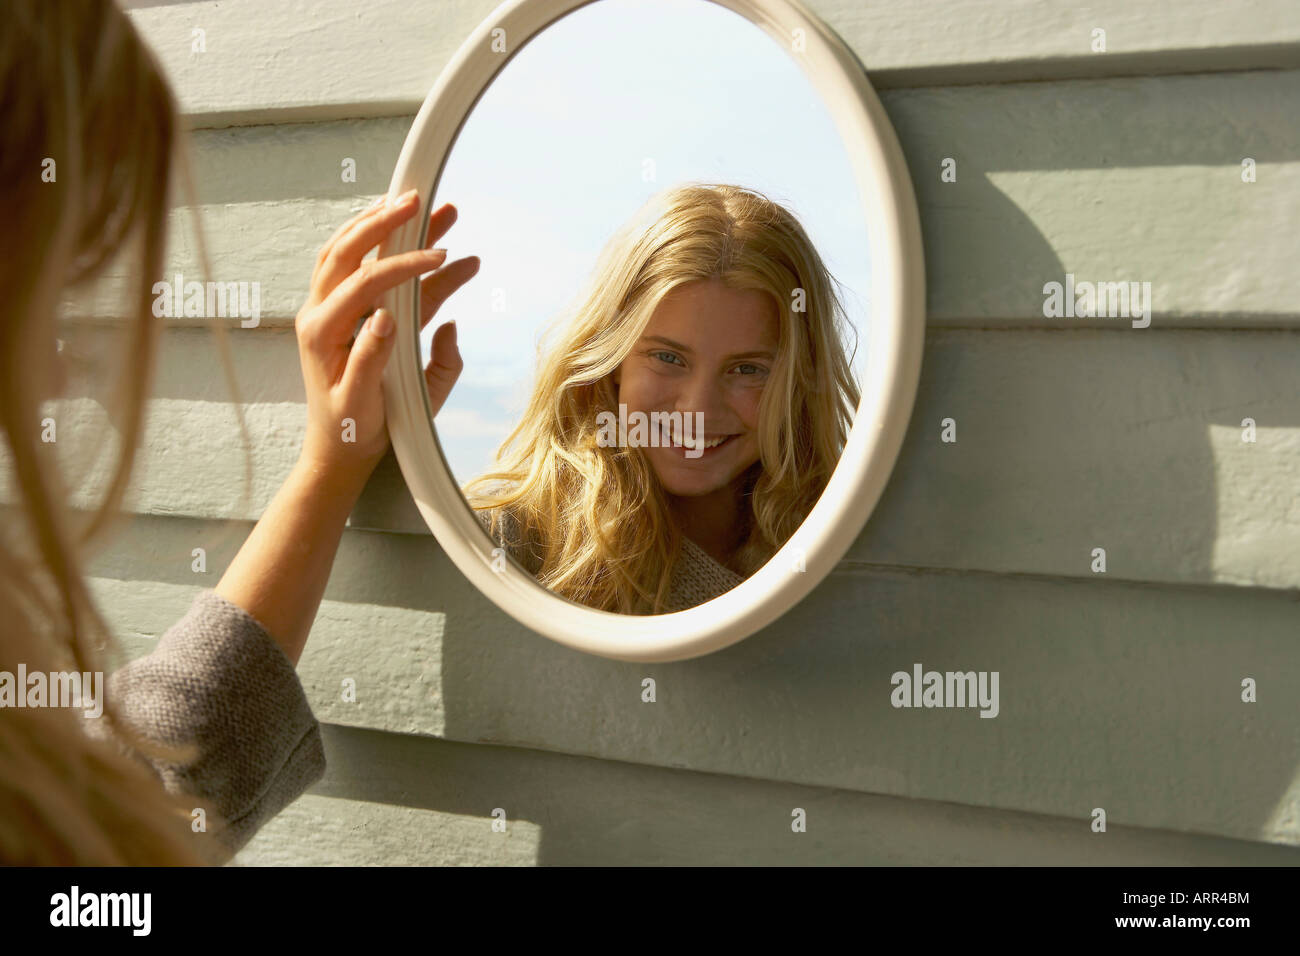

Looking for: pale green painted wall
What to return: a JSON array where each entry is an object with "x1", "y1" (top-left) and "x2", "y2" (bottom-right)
[{"x1": 56, "y1": 0, "x2": 1300, "y2": 863}]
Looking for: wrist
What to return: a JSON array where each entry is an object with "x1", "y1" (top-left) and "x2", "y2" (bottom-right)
[{"x1": 292, "y1": 448, "x2": 380, "y2": 503}]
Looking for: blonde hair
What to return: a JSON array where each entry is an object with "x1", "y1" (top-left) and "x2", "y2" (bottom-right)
[
  {"x1": 464, "y1": 183, "x2": 860, "y2": 614},
  {"x1": 0, "y1": 0, "x2": 252, "y2": 864}
]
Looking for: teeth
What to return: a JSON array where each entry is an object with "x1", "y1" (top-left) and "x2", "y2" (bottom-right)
[{"x1": 657, "y1": 420, "x2": 731, "y2": 450}]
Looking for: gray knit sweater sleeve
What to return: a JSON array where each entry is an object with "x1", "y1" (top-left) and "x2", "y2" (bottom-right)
[{"x1": 107, "y1": 589, "x2": 326, "y2": 857}]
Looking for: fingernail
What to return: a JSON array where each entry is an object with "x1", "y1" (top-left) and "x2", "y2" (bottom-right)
[
  {"x1": 370, "y1": 309, "x2": 395, "y2": 337},
  {"x1": 399, "y1": 188, "x2": 419, "y2": 205},
  {"x1": 426, "y1": 247, "x2": 447, "y2": 258}
]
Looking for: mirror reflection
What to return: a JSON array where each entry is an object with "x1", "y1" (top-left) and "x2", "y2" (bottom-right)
[{"x1": 421, "y1": 0, "x2": 871, "y2": 614}]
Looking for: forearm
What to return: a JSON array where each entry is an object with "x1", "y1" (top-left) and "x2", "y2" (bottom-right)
[{"x1": 215, "y1": 455, "x2": 375, "y2": 667}]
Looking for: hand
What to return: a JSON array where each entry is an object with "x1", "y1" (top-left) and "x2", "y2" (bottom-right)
[{"x1": 294, "y1": 189, "x2": 479, "y2": 484}]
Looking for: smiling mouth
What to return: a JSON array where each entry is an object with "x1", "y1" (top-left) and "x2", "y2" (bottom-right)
[{"x1": 658, "y1": 420, "x2": 738, "y2": 453}]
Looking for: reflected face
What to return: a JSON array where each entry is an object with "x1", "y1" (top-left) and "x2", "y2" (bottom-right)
[{"x1": 612, "y1": 278, "x2": 779, "y2": 498}]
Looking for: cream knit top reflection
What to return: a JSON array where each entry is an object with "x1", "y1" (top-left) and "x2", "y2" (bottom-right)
[{"x1": 475, "y1": 507, "x2": 745, "y2": 612}]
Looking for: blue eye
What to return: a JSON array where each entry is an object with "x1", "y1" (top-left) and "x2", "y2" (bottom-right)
[
  {"x1": 734, "y1": 363, "x2": 767, "y2": 376},
  {"x1": 652, "y1": 350, "x2": 684, "y2": 366}
]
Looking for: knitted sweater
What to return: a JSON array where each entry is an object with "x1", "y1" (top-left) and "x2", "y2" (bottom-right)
[
  {"x1": 668, "y1": 536, "x2": 747, "y2": 610},
  {"x1": 106, "y1": 589, "x2": 326, "y2": 859},
  {"x1": 474, "y1": 507, "x2": 745, "y2": 612}
]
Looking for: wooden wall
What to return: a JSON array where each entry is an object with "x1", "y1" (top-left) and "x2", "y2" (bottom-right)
[{"x1": 45, "y1": 0, "x2": 1300, "y2": 863}]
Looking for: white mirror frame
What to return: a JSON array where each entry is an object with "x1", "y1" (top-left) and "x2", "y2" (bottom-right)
[{"x1": 376, "y1": 0, "x2": 925, "y2": 663}]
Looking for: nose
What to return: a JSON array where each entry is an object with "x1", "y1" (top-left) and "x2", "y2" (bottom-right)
[{"x1": 672, "y1": 369, "x2": 729, "y2": 432}]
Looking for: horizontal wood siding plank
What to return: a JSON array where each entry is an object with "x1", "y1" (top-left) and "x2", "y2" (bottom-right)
[
  {"x1": 230, "y1": 724, "x2": 1300, "y2": 864},
  {"x1": 122, "y1": 0, "x2": 1300, "y2": 127}
]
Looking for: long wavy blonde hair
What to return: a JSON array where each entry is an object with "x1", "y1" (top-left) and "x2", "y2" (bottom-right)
[
  {"x1": 0, "y1": 0, "x2": 253, "y2": 864},
  {"x1": 464, "y1": 183, "x2": 860, "y2": 614}
]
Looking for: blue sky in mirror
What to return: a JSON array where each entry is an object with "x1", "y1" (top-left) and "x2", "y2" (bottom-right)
[{"x1": 425, "y1": 0, "x2": 872, "y2": 486}]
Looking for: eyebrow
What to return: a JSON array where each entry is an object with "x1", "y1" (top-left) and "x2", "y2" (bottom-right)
[{"x1": 641, "y1": 335, "x2": 776, "y2": 362}]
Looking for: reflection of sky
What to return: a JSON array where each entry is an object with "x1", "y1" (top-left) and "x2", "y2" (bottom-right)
[{"x1": 422, "y1": 0, "x2": 873, "y2": 485}]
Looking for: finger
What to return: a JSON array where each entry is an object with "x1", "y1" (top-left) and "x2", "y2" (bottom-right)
[
  {"x1": 418, "y1": 256, "x2": 482, "y2": 330},
  {"x1": 313, "y1": 195, "x2": 386, "y2": 272},
  {"x1": 425, "y1": 321, "x2": 463, "y2": 418},
  {"x1": 315, "y1": 248, "x2": 448, "y2": 348},
  {"x1": 424, "y1": 202, "x2": 459, "y2": 250},
  {"x1": 312, "y1": 200, "x2": 457, "y2": 313},
  {"x1": 341, "y1": 307, "x2": 399, "y2": 403},
  {"x1": 315, "y1": 189, "x2": 423, "y2": 297}
]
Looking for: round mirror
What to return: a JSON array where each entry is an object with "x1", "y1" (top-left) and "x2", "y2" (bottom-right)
[{"x1": 378, "y1": 0, "x2": 924, "y2": 661}]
